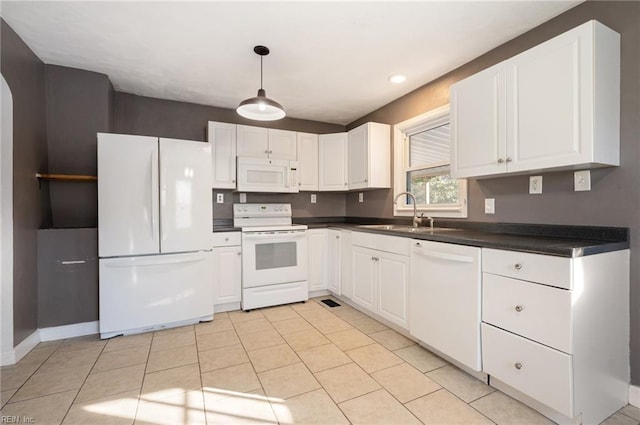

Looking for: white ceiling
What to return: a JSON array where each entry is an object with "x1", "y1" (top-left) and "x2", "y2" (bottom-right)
[{"x1": 1, "y1": 1, "x2": 581, "y2": 125}]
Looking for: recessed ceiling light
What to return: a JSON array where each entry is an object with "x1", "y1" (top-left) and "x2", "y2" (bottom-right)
[{"x1": 389, "y1": 74, "x2": 407, "y2": 84}]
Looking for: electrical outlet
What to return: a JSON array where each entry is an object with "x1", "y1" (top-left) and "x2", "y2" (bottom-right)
[
  {"x1": 311, "y1": 194, "x2": 317, "y2": 204},
  {"x1": 485, "y1": 198, "x2": 495, "y2": 215},
  {"x1": 216, "y1": 193, "x2": 224, "y2": 204},
  {"x1": 239, "y1": 193, "x2": 247, "y2": 203},
  {"x1": 529, "y1": 176, "x2": 543, "y2": 194},
  {"x1": 574, "y1": 170, "x2": 591, "y2": 191},
  {"x1": 358, "y1": 192, "x2": 364, "y2": 203}
]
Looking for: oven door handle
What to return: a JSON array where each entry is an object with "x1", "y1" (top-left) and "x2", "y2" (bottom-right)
[{"x1": 242, "y1": 230, "x2": 307, "y2": 241}]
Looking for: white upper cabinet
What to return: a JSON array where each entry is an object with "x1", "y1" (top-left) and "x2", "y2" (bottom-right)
[
  {"x1": 297, "y1": 132, "x2": 319, "y2": 191},
  {"x1": 269, "y1": 129, "x2": 298, "y2": 160},
  {"x1": 451, "y1": 20, "x2": 620, "y2": 179},
  {"x1": 208, "y1": 121, "x2": 237, "y2": 189},
  {"x1": 348, "y1": 122, "x2": 391, "y2": 190},
  {"x1": 236, "y1": 125, "x2": 297, "y2": 160},
  {"x1": 236, "y1": 125, "x2": 269, "y2": 158},
  {"x1": 450, "y1": 63, "x2": 506, "y2": 178},
  {"x1": 319, "y1": 133, "x2": 348, "y2": 191}
]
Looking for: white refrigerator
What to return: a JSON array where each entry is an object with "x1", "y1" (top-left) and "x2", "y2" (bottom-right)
[{"x1": 98, "y1": 133, "x2": 214, "y2": 339}]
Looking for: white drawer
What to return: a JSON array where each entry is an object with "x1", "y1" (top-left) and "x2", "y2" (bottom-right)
[
  {"x1": 351, "y1": 232, "x2": 410, "y2": 256},
  {"x1": 212, "y1": 232, "x2": 241, "y2": 247},
  {"x1": 482, "y1": 273, "x2": 572, "y2": 354},
  {"x1": 377, "y1": 234, "x2": 410, "y2": 256},
  {"x1": 482, "y1": 323, "x2": 573, "y2": 418},
  {"x1": 483, "y1": 248, "x2": 573, "y2": 289},
  {"x1": 352, "y1": 231, "x2": 378, "y2": 249}
]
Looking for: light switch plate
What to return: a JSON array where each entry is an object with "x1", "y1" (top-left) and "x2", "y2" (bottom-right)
[
  {"x1": 358, "y1": 193, "x2": 364, "y2": 203},
  {"x1": 311, "y1": 194, "x2": 317, "y2": 204},
  {"x1": 529, "y1": 176, "x2": 543, "y2": 194},
  {"x1": 216, "y1": 193, "x2": 224, "y2": 204},
  {"x1": 239, "y1": 193, "x2": 247, "y2": 203},
  {"x1": 574, "y1": 170, "x2": 591, "y2": 191},
  {"x1": 485, "y1": 198, "x2": 495, "y2": 215}
]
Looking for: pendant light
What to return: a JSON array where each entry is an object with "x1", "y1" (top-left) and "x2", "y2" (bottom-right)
[{"x1": 236, "y1": 45, "x2": 286, "y2": 121}]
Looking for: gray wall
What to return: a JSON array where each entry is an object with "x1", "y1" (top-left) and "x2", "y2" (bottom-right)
[
  {"x1": 114, "y1": 92, "x2": 345, "y2": 141},
  {"x1": 1, "y1": 20, "x2": 48, "y2": 345},
  {"x1": 45, "y1": 65, "x2": 114, "y2": 228},
  {"x1": 346, "y1": 1, "x2": 640, "y2": 384}
]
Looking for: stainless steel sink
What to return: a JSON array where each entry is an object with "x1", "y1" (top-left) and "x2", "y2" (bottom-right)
[{"x1": 357, "y1": 224, "x2": 462, "y2": 233}]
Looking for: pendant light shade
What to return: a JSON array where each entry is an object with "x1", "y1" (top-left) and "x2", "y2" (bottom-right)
[{"x1": 237, "y1": 46, "x2": 286, "y2": 121}]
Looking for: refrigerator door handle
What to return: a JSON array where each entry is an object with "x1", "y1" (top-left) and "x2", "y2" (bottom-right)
[
  {"x1": 151, "y1": 149, "x2": 159, "y2": 243},
  {"x1": 103, "y1": 252, "x2": 209, "y2": 268},
  {"x1": 160, "y1": 149, "x2": 167, "y2": 245}
]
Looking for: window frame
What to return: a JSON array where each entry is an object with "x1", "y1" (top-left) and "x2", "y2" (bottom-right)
[{"x1": 393, "y1": 104, "x2": 468, "y2": 218}]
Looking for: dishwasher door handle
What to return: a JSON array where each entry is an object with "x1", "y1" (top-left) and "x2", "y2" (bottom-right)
[{"x1": 413, "y1": 249, "x2": 475, "y2": 263}]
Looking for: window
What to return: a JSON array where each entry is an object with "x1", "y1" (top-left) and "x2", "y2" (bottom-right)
[{"x1": 393, "y1": 105, "x2": 467, "y2": 218}]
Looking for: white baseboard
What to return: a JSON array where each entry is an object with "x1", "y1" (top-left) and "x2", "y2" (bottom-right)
[
  {"x1": 39, "y1": 321, "x2": 99, "y2": 342},
  {"x1": 309, "y1": 289, "x2": 330, "y2": 298},
  {"x1": 629, "y1": 384, "x2": 640, "y2": 408},
  {"x1": 2, "y1": 330, "x2": 41, "y2": 366},
  {"x1": 214, "y1": 302, "x2": 241, "y2": 313}
]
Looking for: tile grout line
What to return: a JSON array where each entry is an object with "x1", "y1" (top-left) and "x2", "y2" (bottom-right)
[{"x1": 58, "y1": 338, "x2": 108, "y2": 425}]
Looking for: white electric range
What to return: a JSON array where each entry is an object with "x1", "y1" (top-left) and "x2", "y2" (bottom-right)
[{"x1": 233, "y1": 203, "x2": 308, "y2": 310}]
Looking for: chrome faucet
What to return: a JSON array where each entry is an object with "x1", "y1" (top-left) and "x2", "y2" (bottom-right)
[{"x1": 393, "y1": 192, "x2": 422, "y2": 228}]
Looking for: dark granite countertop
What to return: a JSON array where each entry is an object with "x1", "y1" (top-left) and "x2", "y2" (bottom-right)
[
  {"x1": 295, "y1": 218, "x2": 629, "y2": 258},
  {"x1": 212, "y1": 217, "x2": 628, "y2": 257}
]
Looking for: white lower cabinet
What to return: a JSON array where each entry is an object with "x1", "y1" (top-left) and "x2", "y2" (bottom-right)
[
  {"x1": 350, "y1": 232, "x2": 409, "y2": 329},
  {"x1": 212, "y1": 232, "x2": 242, "y2": 312},
  {"x1": 481, "y1": 248, "x2": 630, "y2": 425},
  {"x1": 327, "y1": 229, "x2": 342, "y2": 294},
  {"x1": 351, "y1": 246, "x2": 377, "y2": 311},
  {"x1": 308, "y1": 229, "x2": 328, "y2": 292}
]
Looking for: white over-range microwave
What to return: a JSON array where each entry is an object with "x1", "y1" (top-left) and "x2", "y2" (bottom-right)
[{"x1": 236, "y1": 157, "x2": 299, "y2": 193}]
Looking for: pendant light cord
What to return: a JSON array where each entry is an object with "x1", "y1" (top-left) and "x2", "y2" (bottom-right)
[{"x1": 260, "y1": 56, "x2": 264, "y2": 90}]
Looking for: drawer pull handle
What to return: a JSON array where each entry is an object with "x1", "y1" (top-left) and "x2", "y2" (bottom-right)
[
  {"x1": 514, "y1": 263, "x2": 523, "y2": 270},
  {"x1": 514, "y1": 362, "x2": 523, "y2": 370},
  {"x1": 225, "y1": 238, "x2": 229, "y2": 242},
  {"x1": 237, "y1": 252, "x2": 241, "y2": 256},
  {"x1": 415, "y1": 242, "x2": 422, "y2": 247},
  {"x1": 60, "y1": 260, "x2": 86, "y2": 265},
  {"x1": 497, "y1": 158, "x2": 505, "y2": 164},
  {"x1": 515, "y1": 305, "x2": 523, "y2": 312}
]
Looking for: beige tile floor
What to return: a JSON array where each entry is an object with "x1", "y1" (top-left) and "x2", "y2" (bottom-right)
[{"x1": 1, "y1": 297, "x2": 638, "y2": 425}]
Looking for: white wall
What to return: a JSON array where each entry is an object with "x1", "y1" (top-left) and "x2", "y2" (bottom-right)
[{"x1": 1, "y1": 74, "x2": 15, "y2": 364}]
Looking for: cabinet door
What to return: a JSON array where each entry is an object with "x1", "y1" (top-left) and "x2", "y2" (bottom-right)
[
  {"x1": 351, "y1": 246, "x2": 376, "y2": 311},
  {"x1": 377, "y1": 251, "x2": 409, "y2": 329},
  {"x1": 237, "y1": 125, "x2": 268, "y2": 158},
  {"x1": 506, "y1": 24, "x2": 592, "y2": 172},
  {"x1": 268, "y1": 129, "x2": 297, "y2": 160},
  {"x1": 348, "y1": 124, "x2": 369, "y2": 189},
  {"x1": 319, "y1": 133, "x2": 348, "y2": 191},
  {"x1": 327, "y1": 229, "x2": 341, "y2": 294},
  {"x1": 340, "y1": 230, "x2": 353, "y2": 299},
  {"x1": 213, "y1": 246, "x2": 242, "y2": 305},
  {"x1": 308, "y1": 229, "x2": 328, "y2": 291},
  {"x1": 208, "y1": 121, "x2": 237, "y2": 189},
  {"x1": 450, "y1": 63, "x2": 507, "y2": 178},
  {"x1": 297, "y1": 132, "x2": 319, "y2": 191}
]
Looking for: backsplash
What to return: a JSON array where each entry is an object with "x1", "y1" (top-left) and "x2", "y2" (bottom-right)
[{"x1": 212, "y1": 190, "x2": 346, "y2": 220}]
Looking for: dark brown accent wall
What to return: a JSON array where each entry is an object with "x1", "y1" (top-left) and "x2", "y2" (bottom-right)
[
  {"x1": 45, "y1": 65, "x2": 114, "y2": 228},
  {"x1": 346, "y1": 1, "x2": 640, "y2": 384},
  {"x1": 1, "y1": 20, "x2": 48, "y2": 345}
]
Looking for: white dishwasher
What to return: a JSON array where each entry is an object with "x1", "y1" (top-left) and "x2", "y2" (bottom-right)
[{"x1": 410, "y1": 240, "x2": 482, "y2": 371}]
